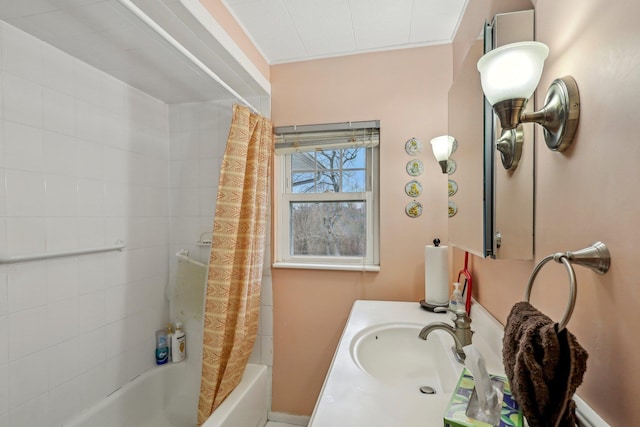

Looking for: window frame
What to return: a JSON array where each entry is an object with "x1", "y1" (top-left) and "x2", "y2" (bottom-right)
[{"x1": 273, "y1": 122, "x2": 380, "y2": 271}]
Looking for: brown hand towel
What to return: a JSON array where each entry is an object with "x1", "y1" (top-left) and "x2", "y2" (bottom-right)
[{"x1": 503, "y1": 301, "x2": 588, "y2": 427}]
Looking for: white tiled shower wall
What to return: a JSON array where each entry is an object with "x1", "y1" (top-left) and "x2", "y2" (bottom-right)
[
  {"x1": 0, "y1": 21, "x2": 171, "y2": 427},
  {"x1": 0, "y1": 19, "x2": 274, "y2": 427},
  {"x1": 0, "y1": 23, "x2": 170, "y2": 426}
]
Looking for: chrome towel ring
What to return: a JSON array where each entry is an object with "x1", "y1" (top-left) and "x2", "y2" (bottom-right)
[{"x1": 524, "y1": 241, "x2": 610, "y2": 331}]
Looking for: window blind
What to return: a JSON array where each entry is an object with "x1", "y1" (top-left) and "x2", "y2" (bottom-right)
[{"x1": 274, "y1": 120, "x2": 380, "y2": 154}]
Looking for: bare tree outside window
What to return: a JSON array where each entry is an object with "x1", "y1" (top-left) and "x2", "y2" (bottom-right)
[{"x1": 289, "y1": 148, "x2": 367, "y2": 257}]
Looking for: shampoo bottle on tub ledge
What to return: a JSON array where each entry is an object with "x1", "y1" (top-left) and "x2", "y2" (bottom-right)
[
  {"x1": 172, "y1": 322, "x2": 186, "y2": 362},
  {"x1": 155, "y1": 329, "x2": 169, "y2": 364}
]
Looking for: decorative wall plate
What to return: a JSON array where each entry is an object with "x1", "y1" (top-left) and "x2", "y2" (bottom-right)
[
  {"x1": 406, "y1": 159, "x2": 424, "y2": 176},
  {"x1": 448, "y1": 201, "x2": 458, "y2": 217},
  {"x1": 448, "y1": 180, "x2": 458, "y2": 197},
  {"x1": 404, "y1": 137, "x2": 423, "y2": 155},
  {"x1": 405, "y1": 180, "x2": 423, "y2": 197},
  {"x1": 451, "y1": 138, "x2": 458, "y2": 154},
  {"x1": 406, "y1": 200, "x2": 423, "y2": 218},
  {"x1": 446, "y1": 158, "x2": 457, "y2": 175}
]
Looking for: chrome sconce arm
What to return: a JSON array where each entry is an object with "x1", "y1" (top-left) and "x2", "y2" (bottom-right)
[
  {"x1": 437, "y1": 159, "x2": 448, "y2": 174},
  {"x1": 520, "y1": 76, "x2": 580, "y2": 152}
]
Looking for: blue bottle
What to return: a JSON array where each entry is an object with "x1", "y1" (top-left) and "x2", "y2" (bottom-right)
[{"x1": 155, "y1": 329, "x2": 169, "y2": 364}]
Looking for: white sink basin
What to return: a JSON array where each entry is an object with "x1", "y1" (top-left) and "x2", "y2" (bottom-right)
[{"x1": 349, "y1": 322, "x2": 459, "y2": 392}]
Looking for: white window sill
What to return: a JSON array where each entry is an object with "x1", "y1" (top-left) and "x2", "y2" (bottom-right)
[{"x1": 272, "y1": 262, "x2": 380, "y2": 272}]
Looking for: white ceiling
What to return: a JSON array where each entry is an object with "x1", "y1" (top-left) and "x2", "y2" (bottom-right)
[
  {"x1": 0, "y1": 0, "x2": 469, "y2": 104},
  {"x1": 222, "y1": 0, "x2": 469, "y2": 64}
]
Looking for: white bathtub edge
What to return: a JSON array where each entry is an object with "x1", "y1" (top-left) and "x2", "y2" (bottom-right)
[
  {"x1": 202, "y1": 363, "x2": 268, "y2": 427},
  {"x1": 268, "y1": 412, "x2": 311, "y2": 426},
  {"x1": 62, "y1": 363, "x2": 188, "y2": 427},
  {"x1": 63, "y1": 362, "x2": 269, "y2": 427}
]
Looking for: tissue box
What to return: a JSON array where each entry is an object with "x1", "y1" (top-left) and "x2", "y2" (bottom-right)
[{"x1": 444, "y1": 368, "x2": 523, "y2": 427}]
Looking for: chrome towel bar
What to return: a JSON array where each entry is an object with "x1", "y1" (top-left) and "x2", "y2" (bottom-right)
[
  {"x1": 0, "y1": 240, "x2": 126, "y2": 265},
  {"x1": 524, "y1": 241, "x2": 610, "y2": 331}
]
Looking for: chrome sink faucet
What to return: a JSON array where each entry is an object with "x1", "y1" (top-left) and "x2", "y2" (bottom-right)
[{"x1": 418, "y1": 307, "x2": 473, "y2": 364}]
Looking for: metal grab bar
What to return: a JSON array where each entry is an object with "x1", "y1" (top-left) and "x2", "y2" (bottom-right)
[
  {"x1": 176, "y1": 249, "x2": 207, "y2": 268},
  {"x1": 0, "y1": 240, "x2": 126, "y2": 265},
  {"x1": 524, "y1": 241, "x2": 610, "y2": 331}
]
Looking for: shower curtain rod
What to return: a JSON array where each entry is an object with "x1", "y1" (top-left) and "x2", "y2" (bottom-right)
[
  {"x1": 117, "y1": 0, "x2": 260, "y2": 115},
  {"x1": 0, "y1": 240, "x2": 126, "y2": 265}
]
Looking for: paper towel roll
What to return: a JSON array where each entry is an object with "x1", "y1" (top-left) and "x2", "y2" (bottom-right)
[{"x1": 425, "y1": 244, "x2": 449, "y2": 305}]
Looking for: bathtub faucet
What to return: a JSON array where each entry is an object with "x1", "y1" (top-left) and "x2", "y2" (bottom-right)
[{"x1": 418, "y1": 307, "x2": 473, "y2": 364}]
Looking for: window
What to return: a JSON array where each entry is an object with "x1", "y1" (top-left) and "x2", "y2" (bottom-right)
[{"x1": 274, "y1": 121, "x2": 380, "y2": 271}]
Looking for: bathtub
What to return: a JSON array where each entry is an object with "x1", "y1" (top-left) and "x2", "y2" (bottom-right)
[{"x1": 63, "y1": 362, "x2": 268, "y2": 427}]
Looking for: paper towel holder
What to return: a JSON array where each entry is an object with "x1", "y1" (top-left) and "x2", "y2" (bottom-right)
[{"x1": 420, "y1": 238, "x2": 449, "y2": 313}]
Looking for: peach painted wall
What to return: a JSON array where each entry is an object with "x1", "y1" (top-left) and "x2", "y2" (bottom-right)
[
  {"x1": 452, "y1": 0, "x2": 532, "y2": 80},
  {"x1": 199, "y1": 0, "x2": 270, "y2": 81},
  {"x1": 454, "y1": 0, "x2": 640, "y2": 424},
  {"x1": 270, "y1": 45, "x2": 453, "y2": 415}
]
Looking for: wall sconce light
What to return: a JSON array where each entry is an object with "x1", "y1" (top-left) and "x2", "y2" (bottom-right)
[
  {"x1": 477, "y1": 41, "x2": 580, "y2": 168},
  {"x1": 430, "y1": 135, "x2": 456, "y2": 174}
]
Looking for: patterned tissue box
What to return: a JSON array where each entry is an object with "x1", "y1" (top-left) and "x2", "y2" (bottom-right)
[{"x1": 444, "y1": 368, "x2": 523, "y2": 427}]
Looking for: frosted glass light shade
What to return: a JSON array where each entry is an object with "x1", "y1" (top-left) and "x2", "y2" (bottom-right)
[
  {"x1": 477, "y1": 41, "x2": 549, "y2": 105},
  {"x1": 430, "y1": 135, "x2": 455, "y2": 161}
]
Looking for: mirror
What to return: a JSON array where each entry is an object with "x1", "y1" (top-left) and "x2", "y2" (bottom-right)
[
  {"x1": 448, "y1": 10, "x2": 534, "y2": 259},
  {"x1": 447, "y1": 39, "x2": 485, "y2": 256}
]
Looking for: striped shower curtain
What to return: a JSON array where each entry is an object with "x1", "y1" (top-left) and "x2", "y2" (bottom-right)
[{"x1": 197, "y1": 104, "x2": 273, "y2": 425}]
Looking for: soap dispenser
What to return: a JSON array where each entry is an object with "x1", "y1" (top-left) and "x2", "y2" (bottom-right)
[{"x1": 449, "y1": 282, "x2": 465, "y2": 319}]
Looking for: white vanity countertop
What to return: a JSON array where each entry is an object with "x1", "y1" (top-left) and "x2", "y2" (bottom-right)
[{"x1": 308, "y1": 300, "x2": 505, "y2": 427}]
